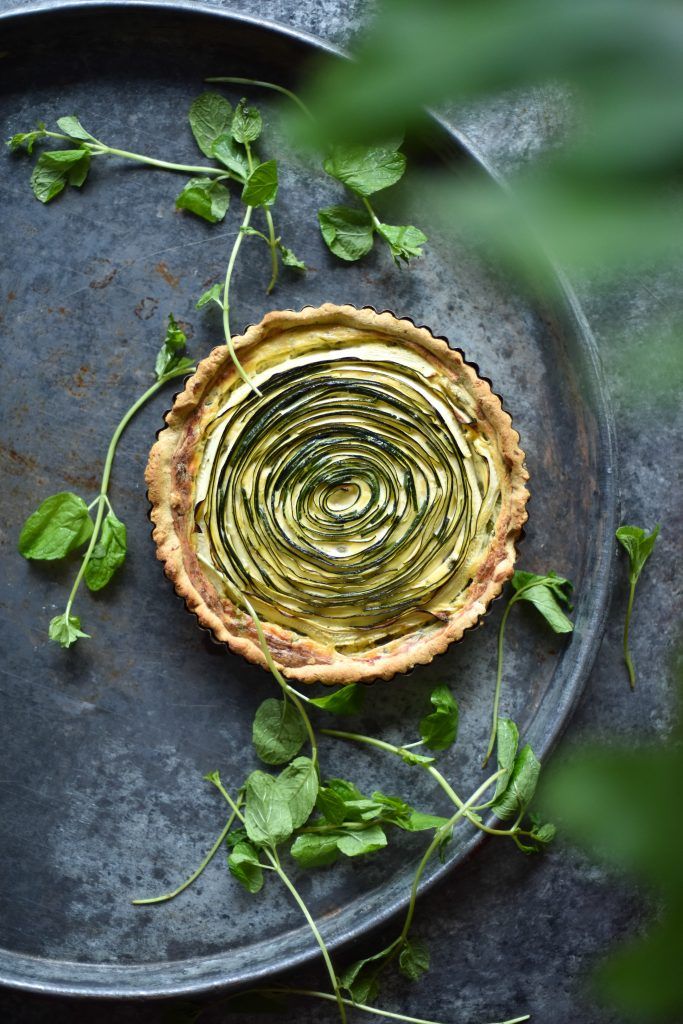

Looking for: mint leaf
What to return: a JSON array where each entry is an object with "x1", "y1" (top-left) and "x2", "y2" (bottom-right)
[
  {"x1": 378, "y1": 222, "x2": 427, "y2": 263},
  {"x1": 84, "y1": 511, "x2": 127, "y2": 591},
  {"x1": 48, "y1": 612, "x2": 89, "y2": 648},
  {"x1": 242, "y1": 159, "x2": 278, "y2": 208},
  {"x1": 323, "y1": 141, "x2": 406, "y2": 196},
  {"x1": 56, "y1": 116, "x2": 95, "y2": 142},
  {"x1": 616, "y1": 524, "x2": 660, "y2": 583},
  {"x1": 511, "y1": 570, "x2": 574, "y2": 633},
  {"x1": 19, "y1": 492, "x2": 93, "y2": 560},
  {"x1": 492, "y1": 744, "x2": 541, "y2": 821},
  {"x1": 275, "y1": 756, "x2": 318, "y2": 829},
  {"x1": 336, "y1": 823, "x2": 387, "y2": 857},
  {"x1": 309, "y1": 684, "x2": 364, "y2": 715},
  {"x1": 615, "y1": 524, "x2": 660, "y2": 688},
  {"x1": 315, "y1": 786, "x2": 348, "y2": 826},
  {"x1": 530, "y1": 822, "x2": 557, "y2": 845},
  {"x1": 7, "y1": 124, "x2": 46, "y2": 153},
  {"x1": 278, "y1": 242, "x2": 306, "y2": 271},
  {"x1": 252, "y1": 697, "x2": 307, "y2": 765},
  {"x1": 231, "y1": 99, "x2": 262, "y2": 144},
  {"x1": 370, "y1": 792, "x2": 412, "y2": 826},
  {"x1": 175, "y1": 177, "x2": 230, "y2": 223},
  {"x1": 228, "y1": 840, "x2": 264, "y2": 894},
  {"x1": 342, "y1": 798, "x2": 385, "y2": 822},
  {"x1": 244, "y1": 770, "x2": 293, "y2": 848},
  {"x1": 405, "y1": 810, "x2": 450, "y2": 832},
  {"x1": 399, "y1": 937, "x2": 430, "y2": 981},
  {"x1": 212, "y1": 133, "x2": 249, "y2": 179},
  {"x1": 419, "y1": 684, "x2": 459, "y2": 751},
  {"x1": 493, "y1": 718, "x2": 519, "y2": 800},
  {"x1": 155, "y1": 314, "x2": 192, "y2": 380},
  {"x1": 290, "y1": 833, "x2": 340, "y2": 869},
  {"x1": 326, "y1": 778, "x2": 363, "y2": 802},
  {"x1": 196, "y1": 283, "x2": 223, "y2": 309},
  {"x1": 30, "y1": 148, "x2": 90, "y2": 202},
  {"x1": 318, "y1": 205, "x2": 374, "y2": 261},
  {"x1": 339, "y1": 946, "x2": 392, "y2": 1003},
  {"x1": 188, "y1": 92, "x2": 233, "y2": 158},
  {"x1": 224, "y1": 827, "x2": 248, "y2": 850}
]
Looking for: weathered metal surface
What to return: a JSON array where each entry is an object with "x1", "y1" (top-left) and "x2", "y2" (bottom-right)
[{"x1": 0, "y1": 1, "x2": 616, "y2": 998}]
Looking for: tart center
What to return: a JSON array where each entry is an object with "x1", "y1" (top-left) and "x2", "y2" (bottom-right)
[{"x1": 193, "y1": 331, "x2": 502, "y2": 655}]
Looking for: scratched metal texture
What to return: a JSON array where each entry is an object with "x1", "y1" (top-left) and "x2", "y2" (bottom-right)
[{"x1": 0, "y1": 2, "x2": 616, "y2": 998}]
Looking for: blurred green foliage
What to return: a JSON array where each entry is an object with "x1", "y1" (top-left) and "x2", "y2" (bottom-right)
[
  {"x1": 543, "y1": 666, "x2": 683, "y2": 1020},
  {"x1": 300, "y1": 0, "x2": 682, "y2": 278}
]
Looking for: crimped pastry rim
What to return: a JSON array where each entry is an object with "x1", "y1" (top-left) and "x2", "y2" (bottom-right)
[{"x1": 146, "y1": 303, "x2": 529, "y2": 684}]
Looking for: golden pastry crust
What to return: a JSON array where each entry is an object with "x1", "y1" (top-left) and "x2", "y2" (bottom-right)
[{"x1": 146, "y1": 304, "x2": 529, "y2": 684}]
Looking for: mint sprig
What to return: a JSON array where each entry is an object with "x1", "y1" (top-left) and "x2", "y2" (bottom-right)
[
  {"x1": 17, "y1": 315, "x2": 195, "y2": 647},
  {"x1": 616, "y1": 524, "x2": 660, "y2": 688}
]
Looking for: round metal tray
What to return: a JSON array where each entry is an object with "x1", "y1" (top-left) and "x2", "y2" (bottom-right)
[{"x1": 0, "y1": 0, "x2": 617, "y2": 999}]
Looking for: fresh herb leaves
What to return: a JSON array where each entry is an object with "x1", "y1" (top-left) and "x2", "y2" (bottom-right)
[
  {"x1": 419, "y1": 684, "x2": 458, "y2": 751},
  {"x1": 275, "y1": 756, "x2": 318, "y2": 828},
  {"x1": 175, "y1": 177, "x2": 231, "y2": 223},
  {"x1": 484, "y1": 569, "x2": 574, "y2": 765},
  {"x1": 30, "y1": 148, "x2": 91, "y2": 202},
  {"x1": 242, "y1": 159, "x2": 278, "y2": 207},
  {"x1": 308, "y1": 684, "x2": 364, "y2": 715},
  {"x1": 18, "y1": 316, "x2": 195, "y2": 646},
  {"x1": 244, "y1": 770, "x2": 294, "y2": 847},
  {"x1": 7, "y1": 123, "x2": 47, "y2": 153},
  {"x1": 83, "y1": 511, "x2": 127, "y2": 592},
  {"x1": 491, "y1": 744, "x2": 541, "y2": 821},
  {"x1": 227, "y1": 840, "x2": 264, "y2": 894},
  {"x1": 188, "y1": 92, "x2": 233, "y2": 158},
  {"x1": 323, "y1": 141, "x2": 406, "y2": 197},
  {"x1": 616, "y1": 524, "x2": 660, "y2": 689},
  {"x1": 231, "y1": 98, "x2": 262, "y2": 144},
  {"x1": 154, "y1": 314, "x2": 194, "y2": 380},
  {"x1": 320, "y1": 139, "x2": 426, "y2": 265},
  {"x1": 18, "y1": 492, "x2": 93, "y2": 561},
  {"x1": 48, "y1": 613, "x2": 90, "y2": 649},
  {"x1": 318, "y1": 205, "x2": 375, "y2": 261},
  {"x1": 252, "y1": 697, "x2": 307, "y2": 765},
  {"x1": 510, "y1": 570, "x2": 574, "y2": 634}
]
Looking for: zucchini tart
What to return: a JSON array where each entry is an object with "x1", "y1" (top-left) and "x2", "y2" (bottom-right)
[{"x1": 146, "y1": 304, "x2": 528, "y2": 683}]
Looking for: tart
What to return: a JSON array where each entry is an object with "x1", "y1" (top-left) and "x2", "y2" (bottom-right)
[{"x1": 146, "y1": 304, "x2": 529, "y2": 684}]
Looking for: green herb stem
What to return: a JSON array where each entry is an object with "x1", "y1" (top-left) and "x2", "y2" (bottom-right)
[
  {"x1": 64, "y1": 367, "x2": 191, "y2": 620},
  {"x1": 238, "y1": 591, "x2": 318, "y2": 767},
  {"x1": 264, "y1": 207, "x2": 279, "y2": 294},
  {"x1": 321, "y1": 728, "x2": 516, "y2": 838},
  {"x1": 132, "y1": 799, "x2": 242, "y2": 905},
  {"x1": 243, "y1": 140, "x2": 279, "y2": 296},
  {"x1": 42, "y1": 131, "x2": 235, "y2": 179},
  {"x1": 483, "y1": 574, "x2": 560, "y2": 767},
  {"x1": 623, "y1": 575, "x2": 637, "y2": 690},
  {"x1": 398, "y1": 769, "x2": 505, "y2": 944},
  {"x1": 222, "y1": 205, "x2": 260, "y2": 395},
  {"x1": 255, "y1": 987, "x2": 529, "y2": 1024},
  {"x1": 205, "y1": 77, "x2": 314, "y2": 121},
  {"x1": 265, "y1": 848, "x2": 348, "y2": 1024},
  {"x1": 483, "y1": 599, "x2": 514, "y2": 767},
  {"x1": 361, "y1": 195, "x2": 382, "y2": 231}
]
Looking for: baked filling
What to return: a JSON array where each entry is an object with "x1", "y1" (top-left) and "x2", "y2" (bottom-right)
[{"x1": 147, "y1": 305, "x2": 528, "y2": 683}]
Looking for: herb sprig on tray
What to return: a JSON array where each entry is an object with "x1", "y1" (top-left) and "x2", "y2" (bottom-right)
[
  {"x1": 615, "y1": 523, "x2": 660, "y2": 688},
  {"x1": 207, "y1": 75, "x2": 428, "y2": 264},
  {"x1": 18, "y1": 316, "x2": 195, "y2": 646}
]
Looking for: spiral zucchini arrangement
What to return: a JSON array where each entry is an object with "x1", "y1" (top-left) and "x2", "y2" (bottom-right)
[{"x1": 147, "y1": 306, "x2": 528, "y2": 683}]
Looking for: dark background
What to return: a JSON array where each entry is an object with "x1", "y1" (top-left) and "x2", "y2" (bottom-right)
[{"x1": 0, "y1": 1, "x2": 680, "y2": 1023}]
